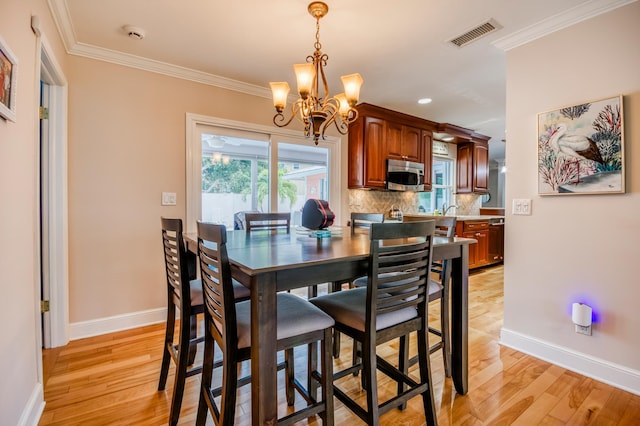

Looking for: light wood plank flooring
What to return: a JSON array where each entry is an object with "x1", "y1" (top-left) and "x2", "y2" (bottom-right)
[{"x1": 39, "y1": 265, "x2": 640, "y2": 425}]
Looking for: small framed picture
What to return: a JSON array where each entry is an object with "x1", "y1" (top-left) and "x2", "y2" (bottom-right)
[
  {"x1": 537, "y1": 95, "x2": 624, "y2": 195},
  {"x1": 0, "y1": 35, "x2": 18, "y2": 122}
]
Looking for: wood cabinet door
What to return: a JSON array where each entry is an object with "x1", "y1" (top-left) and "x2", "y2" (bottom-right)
[
  {"x1": 473, "y1": 142, "x2": 489, "y2": 193},
  {"x1": 457, "y1": 143, "x2": 473, "y2": 193},
  {"x1": 402, "y1": 126, "x2": 422, "y2": 163},
  {"x1": 421, "y1": 130, "x2": 433, "y2": 190},
  {"x1": 385, "y1": 121, "x2": 403, "y2": 160},
  {"x1": 474, "y1": 230, "x2": 489, "y2": 266},
  {"x1": 488, "y1": 224, "x2": 504, "y2": 263},
  {"x1": 363, "y1": 117, "x2": 387, "y2": 188},
  {"x1": 387, "y1": 124, "x2": 421, "y2": 163},
  {"x1": 462, "y1": 230, "x2": 479, "y2": 268}
]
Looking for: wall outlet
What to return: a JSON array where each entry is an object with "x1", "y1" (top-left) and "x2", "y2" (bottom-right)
[
  {"x1": 512, "y1": 198, "x2": 532, "y2": 215},
  {"x1": 575, "y1": 324, "x2": 592, "y2": 336},
  {"x1": 162, "y1": 192, "x2": 177, "y2": 206}
]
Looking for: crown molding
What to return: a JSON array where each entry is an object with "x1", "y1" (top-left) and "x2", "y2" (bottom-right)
[
  {"x1": 47, "y1": 0, "x2": 272, "y2": 99},
  {"x1": 68, "y1": 42, "x2": 272, "y2": 99},
  {"x1": 492, "y1": 0, "x2": 638, "y2": 51}
]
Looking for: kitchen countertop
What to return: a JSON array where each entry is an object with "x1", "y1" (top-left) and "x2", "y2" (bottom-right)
[{"x1": 404, "y1": 214, "x2": 505, "y2": 222}]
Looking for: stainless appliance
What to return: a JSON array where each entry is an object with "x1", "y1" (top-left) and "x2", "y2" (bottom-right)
[{"x1": 386, "y1": 159, "x2": 425, "y2": 191}]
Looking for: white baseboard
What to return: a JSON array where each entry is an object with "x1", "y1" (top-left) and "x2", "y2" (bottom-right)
[
  {"x1": 501, "y1": 328, "x2": 640, "y2": 396},
  {"x1": 70, "y1": 307, "x2": 167, "y2": 340},
  {"x1": 19, "y1": 383, "x2": 45, "y2": 426}
]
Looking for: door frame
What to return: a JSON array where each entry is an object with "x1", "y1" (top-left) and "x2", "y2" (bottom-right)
[{"x1": 36, "y1": 32, "x2": 69, "y2": 352}]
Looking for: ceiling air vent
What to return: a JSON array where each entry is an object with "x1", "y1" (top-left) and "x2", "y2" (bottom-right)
[{"x1": 448, "y1": 19, "x2": 502, "y2": 48}]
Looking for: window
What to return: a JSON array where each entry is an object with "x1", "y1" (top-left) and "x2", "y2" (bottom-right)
[
  {"x1": 186, "y1": 114, "x2": 340, "y2": 232},
  {"x1": 417, "y1": 156, "x2": 454, "y2": 213}
]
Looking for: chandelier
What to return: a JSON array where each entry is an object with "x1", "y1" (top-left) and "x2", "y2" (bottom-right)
[{"x1": 269, "y1": 2, "x2": 363, "y2": 145}]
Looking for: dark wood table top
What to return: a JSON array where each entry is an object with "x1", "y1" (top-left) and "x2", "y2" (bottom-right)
[{"x1": 184, "y1": 227, "x2": 475, "y2": 275}]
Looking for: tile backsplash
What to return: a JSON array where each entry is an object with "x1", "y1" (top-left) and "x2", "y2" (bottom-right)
[{"x1": 348, "y1": 189, "x2": 482, "y2": 221}]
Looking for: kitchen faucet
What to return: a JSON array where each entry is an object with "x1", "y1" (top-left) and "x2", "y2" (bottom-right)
[{"x1": 442, "y1": 203, "x2": 458, "y2": 216}]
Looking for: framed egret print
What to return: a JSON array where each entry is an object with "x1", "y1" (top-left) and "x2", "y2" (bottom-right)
[
  {"x1": 537, "y1": 95, "x2": 624, "y2": 195},
  {"x1": 0, "y1": 35, "x2": 17, "y2": 122}
]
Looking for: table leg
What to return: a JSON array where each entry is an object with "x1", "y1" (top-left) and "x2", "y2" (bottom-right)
[
  {"x1": 251, "y1": 272, "x2": 278, "y2": 425},
  {"x1": 450, "y1": 244, "x2": 469, "y2": 395}
]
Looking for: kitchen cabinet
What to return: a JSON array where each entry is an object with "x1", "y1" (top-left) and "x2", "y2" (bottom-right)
[
  {"x1": 488, "y1": 220, "x2": 504, "y2": 264},
  {"x1": 435, "y1": 123, "x2": 490, "y2": 195},
  {"x1": 386, "y1": 122, "x2": 422, "y2": 163},
  {"x1": 457, "y1": 220, "x2": 489, "y2": 269},
  {"x1": 348, "y1": 103, "x2": 436, "y2": 190},
  {"x1": 457, "y1": 141, "x2": 489, "y2": 194},
  {"x1": 455, "y1": 218, "x2": 504, "y2": 269}
]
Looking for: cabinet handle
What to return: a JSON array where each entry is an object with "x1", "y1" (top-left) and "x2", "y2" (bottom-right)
[{"x1": 476, "y1": 232, "x2": 481, "y2": 237}]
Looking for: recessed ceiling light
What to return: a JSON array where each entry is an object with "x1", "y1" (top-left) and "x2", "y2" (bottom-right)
[{"x1": 417, "y1": 98, "x2": 432, "y2": 105}]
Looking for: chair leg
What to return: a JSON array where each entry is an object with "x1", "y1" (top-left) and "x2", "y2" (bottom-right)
[
  {"x1": 196, "y1": 335, "x2": 214, "y2": 426},
  {"x1": 169, "y1": 320, "x2": 192, "y2": 426},
  {"x1": 362, "y1": 336, "x2": 380, "y2": 426},
  {"x1": 398, "y1": 334, "x2": 410, "y2": 411},
  {"x1": 321, "y1": 328, "x2": 335, "y2": 426},
  {"x1": 417, "y1": 325, "x2": 437, "y2": 425},
  {"x1": 330, "y1": 281, "x2": 343, "y2": 358},
  {"x1": 285, "y1": 348, "x2": 295, "y2": 406},
  {"x1": 307, "y1": 342, "x2": 318, "y2": 402},
  {"x1": 158, "y1": 302, "x2": 175, "y2": 391},
  {"x1": 188, "y1": 313, "x2": 198, "y2": 366}
]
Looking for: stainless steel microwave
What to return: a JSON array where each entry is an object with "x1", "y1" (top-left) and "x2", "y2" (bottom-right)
[{"x1": 386, "y1": 159, "x2": 425, "y2": 191}]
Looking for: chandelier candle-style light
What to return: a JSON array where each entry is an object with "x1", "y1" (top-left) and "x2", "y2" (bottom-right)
[{"x1": 270, "y1": 2, "x2": 363, "y2": 145}]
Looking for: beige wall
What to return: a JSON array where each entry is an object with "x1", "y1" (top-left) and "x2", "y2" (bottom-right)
[
  {"x1": 68, "y1": 57, "x2": 287, "y2": 322},
  {"x1": 503, "y1": 2, "x2": 640, "y2": 392},
  {"x1": 0, "y1": 0, "x2": 68, "y2": 423}
]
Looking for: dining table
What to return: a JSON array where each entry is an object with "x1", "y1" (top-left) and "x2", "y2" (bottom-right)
[{"x1": 184, "y1": 226, "x2": 475, "y2": 425}]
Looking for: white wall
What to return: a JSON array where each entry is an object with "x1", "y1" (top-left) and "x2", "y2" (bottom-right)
[
  {"x1": 502, "y1": 2, "x2": 640, "y2": 394},
  {"x1": 0, "y1": 0, "x2": 68, "y2": 423}
]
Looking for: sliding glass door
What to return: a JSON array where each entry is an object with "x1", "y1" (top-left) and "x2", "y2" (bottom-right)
[{"x1": 187, "y1": 115, "x2": 340, "y2": 231}]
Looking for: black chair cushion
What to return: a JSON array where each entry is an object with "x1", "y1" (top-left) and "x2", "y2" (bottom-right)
[
  {"x1": 235, "y1": 293, "x2": 335, "y2": 349},
  {"x1": 310, "y1": 288, "x2": 417, "y2": 332}
]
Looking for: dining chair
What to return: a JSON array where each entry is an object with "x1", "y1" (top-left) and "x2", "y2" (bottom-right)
[
  {"x1": 195, "y1": 221, "x2": 335, "y2": 426},
  {"x1": 158, "y1": 218, "x2": 251, "y2": 426},
  {"x1": 350, "y1": 212, "x2": 385, "y2": 233},
  {"x1": 245, "y1": 212, "x2": 291, "y2": 233},
  {"x1": 310, "y1": 221, "x2": 438, "y2": 425},
  {"x1": 158, "y1": 217, "x2": 205, "y2": 426},
  {"x1": 329, "y1": 212, "x2": 385, "y2": 357},
  {"x1": 402, "y1": 215, "x2": 457, "y2": 376}
]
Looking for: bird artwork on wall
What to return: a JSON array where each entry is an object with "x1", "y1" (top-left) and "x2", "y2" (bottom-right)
[
  {"x1": 547, "y1": 123, "x2": 604, "y2": 184},
  {"x1": 537, "y1": 95, "x2": 624, "y2": 195}
]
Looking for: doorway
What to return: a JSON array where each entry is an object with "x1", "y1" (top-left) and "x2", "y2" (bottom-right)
[{"x1": 37, "y1": 34, "x2": 69, "y2": 354}]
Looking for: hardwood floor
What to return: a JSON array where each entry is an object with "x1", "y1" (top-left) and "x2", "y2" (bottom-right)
[{"x1": 39, "y1": 265, "x2": 640, "y2": 425}]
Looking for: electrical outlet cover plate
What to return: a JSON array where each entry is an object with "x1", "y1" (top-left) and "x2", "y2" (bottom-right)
[
  {"x1": 512, "y1": 198, "x2": 531, "y2": 215},
  {"x1": 162, "y1": 192, "x2": 177, "y2": 206}
]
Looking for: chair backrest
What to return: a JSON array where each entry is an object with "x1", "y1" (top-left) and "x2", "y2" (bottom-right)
[
  {"x1": 350, "y1": 212, "x2": 384, "y2": 234},
  {"x1": 404, "y1": 215, "x2": 457, "y2": 237},
  {"x1": 197, "y1": 221, "x2": 238, "y2": 352},
  {"x1": 233, "y1": 210, "x2": 260, "y2": 230},
  {"x1": 366, "y1": 221, "x2": 435, "y2": 329},
  {"x1": 160, "y1": 217, "x2": 193, "y2": 314},
  {"x1": 245, "y1": 212, "x2": 291, "y2": 233}
]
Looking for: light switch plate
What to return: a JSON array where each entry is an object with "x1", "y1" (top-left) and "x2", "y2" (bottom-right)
[
  {"x1": 512, "y1": 198, "x2": 531, "y2": 215},
  {"x1": 162, "y1": 192, "x2": 177, "y2": 206}
]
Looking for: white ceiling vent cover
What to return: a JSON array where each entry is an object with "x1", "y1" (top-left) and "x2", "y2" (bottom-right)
[{"x1": 448, "y1": 19, "x2": 502, "y2": 47}]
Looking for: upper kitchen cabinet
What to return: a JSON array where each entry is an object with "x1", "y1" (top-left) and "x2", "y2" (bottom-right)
[
  {"x1": 457, "y1": 141, "x2": 489, "y2": 193},
  {"x1": 348, "y1": 103, "x2": 437, "y2": 190},
  {"x1": 436, "y1": 123, "x2": 490, "y2": 194},
  {"x1": 386, "y1": 122, "x2": 422, "y2": 163}
]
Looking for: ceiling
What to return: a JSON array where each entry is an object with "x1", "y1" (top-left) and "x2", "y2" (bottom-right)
[{"x1": 49, "y1": 0, "x2": 628, "y2": 163}]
